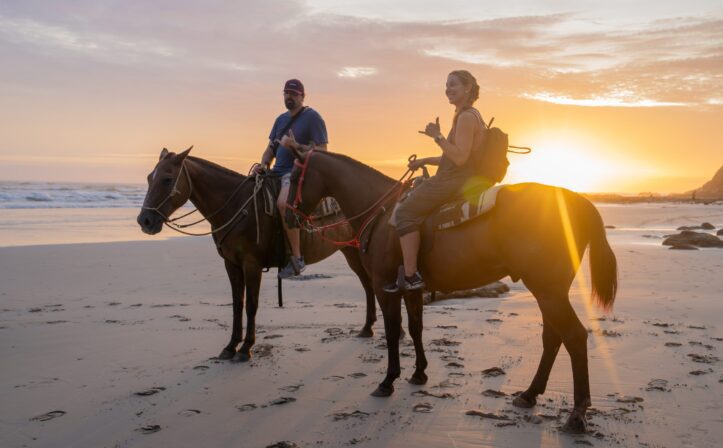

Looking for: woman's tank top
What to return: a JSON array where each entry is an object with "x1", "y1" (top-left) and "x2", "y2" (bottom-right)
[{"x1": 437, "y1": 107, "x2": 485, "y2": 177}]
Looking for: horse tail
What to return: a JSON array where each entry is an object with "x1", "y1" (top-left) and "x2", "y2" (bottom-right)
[{"x1": 585, "y1": 199, "x2": 618, "y2": 311}]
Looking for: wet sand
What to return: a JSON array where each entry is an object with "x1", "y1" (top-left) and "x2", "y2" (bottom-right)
[{"x1": 0, "y1": 204, "x2": 721, "y2": 447}]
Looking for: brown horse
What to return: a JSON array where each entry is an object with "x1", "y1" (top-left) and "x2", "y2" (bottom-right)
[
  {"x1": 286, "y1": 149, "x2": 618, "y2": 434},
  {"x1": 136, "y1": 147, "x2": 378, "y2": 362}
]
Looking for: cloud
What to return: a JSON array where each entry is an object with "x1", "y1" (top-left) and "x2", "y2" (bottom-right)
[
  {"x1": 337, "y1": 66, "x2": 377, "y2": 78},
  {"x1": 0, "y1": 2, "x2": 720, "y2": 108}
]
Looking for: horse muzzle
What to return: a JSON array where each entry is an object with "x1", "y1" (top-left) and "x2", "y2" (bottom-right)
[{"x1": 137, "y1": 210, "x2": 164, "y2": 235}]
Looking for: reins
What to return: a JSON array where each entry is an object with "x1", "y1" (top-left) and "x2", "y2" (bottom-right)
[
  {"x1": 287, "y1": 150, "x2": 418, "y2": 248},
  {"x1": 142, "y1": 159, "x2": 266, "y2": 242}
]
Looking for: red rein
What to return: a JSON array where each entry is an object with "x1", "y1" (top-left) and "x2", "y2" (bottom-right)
[{"x1": 287, "y1": 150, "x2": 409, "y2": 248}]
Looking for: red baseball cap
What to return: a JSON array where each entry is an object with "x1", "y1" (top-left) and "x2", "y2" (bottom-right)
[{"x1": 283, "y1": 79, "x2": 305, "y2": 95}]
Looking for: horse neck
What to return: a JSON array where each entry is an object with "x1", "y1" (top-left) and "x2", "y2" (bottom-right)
[
  {"x1": 312, "y1": 154, "x2": 397, "y2": 231},
  {"x1": 184, "y1": 158, "x2": 247, "y2": 228}
]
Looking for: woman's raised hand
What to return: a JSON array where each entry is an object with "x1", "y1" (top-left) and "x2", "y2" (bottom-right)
[{"x1": 418, "y1": 117, "x2": 441, "y2": 139}]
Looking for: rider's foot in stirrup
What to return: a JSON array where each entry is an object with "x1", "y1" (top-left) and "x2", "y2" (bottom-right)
[
  {"x1": 383, "y1": 271, "x2": 425, "y2": 293},
  {"x1": 403, "y1": 271, "x2": 425, "y2": 291},
  {"x1": 382, "y1": 281, "x2": 399, "y2": 294},
  {"x1": 278, "y1": 256, "x2": 305, "y2": 279}
]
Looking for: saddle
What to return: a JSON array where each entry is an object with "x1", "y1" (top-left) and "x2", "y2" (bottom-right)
[{"x1": 388, "y1": 178, "x2": 504, "y2": 254}]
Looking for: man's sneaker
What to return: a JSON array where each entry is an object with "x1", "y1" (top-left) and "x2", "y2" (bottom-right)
[
  {"x1": 382, "y1": 281, "x2": 400, "y2": 294},
  {"x1": 278, "y1": 256, "x2": 305, "y2": 279}
]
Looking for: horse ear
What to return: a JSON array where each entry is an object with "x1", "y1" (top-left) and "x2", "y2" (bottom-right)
[
  {"x1": 159, "y1": 148, "x2": 169, "y2": 160},
  {"x1": 177, "y1": 146, "x2": 193, "y2": 161}
]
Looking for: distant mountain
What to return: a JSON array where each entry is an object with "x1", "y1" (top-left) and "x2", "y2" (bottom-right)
[{"x1": 692, "y1": 165, "x2": 723, "y2": 199}]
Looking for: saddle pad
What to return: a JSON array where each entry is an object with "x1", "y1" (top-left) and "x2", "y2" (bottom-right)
[{"x1": 435, "y1": 184, "x2": 504, "y2": 230}]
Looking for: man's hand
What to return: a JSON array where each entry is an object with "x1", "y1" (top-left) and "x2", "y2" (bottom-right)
[
  {"x1": 418, "y1": 117, "x2": 442, "y2": 139},
  {"x1": 252, "y1": 163, "x2": 267, "y2": 175},
  {"x1": 280, "y1": 130, "x2": 298, "y2": 150}
]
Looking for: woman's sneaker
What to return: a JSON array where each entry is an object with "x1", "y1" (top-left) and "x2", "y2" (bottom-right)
[
  {"x1": 278, "y1": 256, "x2": 305, "y2": 279},
  {"x1": 382, "y1": 271, "x2": 425, "y2": 293},
  {"x1": 404, "y1": 272, "x2": 425, "y2": 290}
]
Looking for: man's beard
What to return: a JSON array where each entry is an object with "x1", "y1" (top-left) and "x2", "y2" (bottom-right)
[{"x1": 285, "y1": 98, "x2": 296, "y2": 110}]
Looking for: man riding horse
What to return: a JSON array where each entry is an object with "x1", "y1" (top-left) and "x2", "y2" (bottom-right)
[{"x1": 254, "y1": 78, "x2": 328, "y2": 279}]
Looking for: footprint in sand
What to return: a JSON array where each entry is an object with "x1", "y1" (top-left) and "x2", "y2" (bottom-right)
[
  {"x1": 264, "y1": 334, "x2": 284, "y2": 340},
  {"x1": 279, "y1": 384, "x2": 303, "y2": 393},
  {"x1": 646, "y1": 379, "x2": 670, "y2": 391},
  {"x1": 482, "y1": 389, "x2": 507, "y2": 398},
  {"x1": 413, "y1": 402, "x2": 434, "y2": 413},
  {"x1": 178, "y1": 409, "x2": 201, "y2": 416},
  {"x1": 136, "y1": 424, "x2": 161, "y2": 434},
  {"x1": 267, "y1": 397, "x2": 296, "y2": 406},
  {"x1": 266, "y1": 442, "x2": 300, "y2": 448},
  {"x1": 664, "y1": 342, "x2": 682, "y2": 347},
  {"x1": 30, "y1": 410, "x2": 66, "y2": 422},
  {"x1": 430, "y1": 338, "x2": 460, "y2": 347},
  {"x1": 193, "y1": 365, "x2": 209, "y2": 371},
  {"x1": 236, "y1": 404, "x2": 257, "y2": 412},
  {"x1": 688, "y1": 353, "x2": 719, "y2": 364},
  {"x1": 323, "y1": 375, "x2": 345, "y2": 381},
  {"x1": 411, "y1": 390, "x2": 454, "y2": 399},
  {"x1": 446, "y1": 362, "x2": 465, "y2": 368},
  {"x1": 481, "y1": 367, "x2": 505, "y2": 377},
  {"x1": 465, "y1": 410, "x2": 510, "y2": 420},
  {"x1": 348, "y1": 372, "x2": 367, "y2": 379},
  {"x1": 135, "y1": 386, "x2": 166, "y2": 396},
  {"x1": 332, "y1": 410, "x2": 370, "y2": 421}
]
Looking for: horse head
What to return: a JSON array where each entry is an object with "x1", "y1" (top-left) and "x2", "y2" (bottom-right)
[{"x1": 137, "y1": 146, "x2": 193, "y2": 234}]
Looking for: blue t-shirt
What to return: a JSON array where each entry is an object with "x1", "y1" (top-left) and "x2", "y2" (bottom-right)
[{"x1": 268, "y1": 107, "x2": 328, "y2": 174}]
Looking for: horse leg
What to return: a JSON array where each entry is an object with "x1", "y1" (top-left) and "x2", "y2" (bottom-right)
[
  {"x1": 403, "y1": 290, "x2": 428, "y2": 385},
  {"x1": 539, "y1": 299, "x2": 591, "y2": 434},
  {"x1": 512, "y1": 318, "x2": 561, "y2": 408},
  {"x1": 371, "y1": 290, "x2": 402, "y2": 397},
  {"x1": 219, "y1": 260, "x2": 245, "y2": 360},
  {"x1": 340, "y1": 247, "x2": 376, "y2": 337},
  {"x1": 234, "y1": 261, "x2": 262, "y2": 363}
]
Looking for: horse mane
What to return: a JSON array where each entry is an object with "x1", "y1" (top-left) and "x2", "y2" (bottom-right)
[
  {"x1": 322, "y1": 151, "x2": 396, "y2": 186},
  {"x1": 187, "y1": 156, "x2": 246, "y2": 179}
]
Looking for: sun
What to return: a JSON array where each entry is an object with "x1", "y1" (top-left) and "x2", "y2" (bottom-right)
[{"x1": 504, "y1": 138, "x2": 619, "y2": 192}]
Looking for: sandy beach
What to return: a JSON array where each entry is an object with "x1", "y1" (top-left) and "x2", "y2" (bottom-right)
[{"x1": 1, "y1": 203, "x2": 722, "y2": 448}]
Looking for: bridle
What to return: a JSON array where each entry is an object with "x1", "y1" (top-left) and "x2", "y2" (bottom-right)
[
  {"x1": 141, "y1": 160, "x2": 193, "y2": 222},
  {"x1": 140, "y1": 159, "x2": 264, "y2": 242},
  {"x1": 287, "y1": 150, "x2": 417, "y2": 248}
]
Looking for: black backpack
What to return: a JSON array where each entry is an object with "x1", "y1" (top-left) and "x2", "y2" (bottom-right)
[{"x1": 461, "y1": 111, "x2": 529, "y2": 184}]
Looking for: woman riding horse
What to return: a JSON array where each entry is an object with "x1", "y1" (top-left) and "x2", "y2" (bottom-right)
[{"x1": 385, "y1": 70, "x2": 493, "y2": 293}]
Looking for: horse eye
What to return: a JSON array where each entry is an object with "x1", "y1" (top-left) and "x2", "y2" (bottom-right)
[{"x1": 162, "y1": 178, "x2": 173, "y2": 185}]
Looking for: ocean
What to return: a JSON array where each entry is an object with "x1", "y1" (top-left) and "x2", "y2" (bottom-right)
[
  {"x1": 0, "y1": 182, "x2": 720, "y2": 248},
  {"x1": 0, "y1": 181, "x2": 207, "y2": 247},
  {"x1": 0, "y1": 181, "x2": 148, "y2": 209}
]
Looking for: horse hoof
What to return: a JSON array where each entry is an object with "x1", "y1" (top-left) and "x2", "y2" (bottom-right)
[
  {"x1": 232, "y1": 351, "x2": 251, "y2": 363},
  {"x1": 356, "y1": 327, "x2": 374, "y2": 338},
  {"x1": 407, "y1": 373, "x2": 428, "y2": 385},
  {"x1": 218, "y1": 349, "x2": 236, "y2": 360},
  {"x1": 561, "y1": 413, "x2": 587, "y2": 434},
  {"x1": 370, "y1": 384, "x2": 394, "y2": 397},
  {"x1": 512, "y1": 394, "x2": 536, "y2": 408}
]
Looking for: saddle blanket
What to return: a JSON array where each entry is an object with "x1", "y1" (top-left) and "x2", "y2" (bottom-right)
[{"x1": 434, "y1": 184, "x2": 504, "y2": 230}]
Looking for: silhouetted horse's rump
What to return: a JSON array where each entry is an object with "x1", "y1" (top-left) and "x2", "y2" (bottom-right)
[
  {"x1": 137, "y1": 148, "x2": 378, "y2": 364},
  {"x1": 286, "y1": 149, "x2": 617, "y2": 434}
]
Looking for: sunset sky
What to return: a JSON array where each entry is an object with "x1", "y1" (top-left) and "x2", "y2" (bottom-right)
[{"x1": 0, "y1": 0, "x2": 721, "y2": 193}]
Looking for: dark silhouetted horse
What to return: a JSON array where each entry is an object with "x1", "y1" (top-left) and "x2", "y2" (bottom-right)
[{"x1": 137, "y1": 148, "x2": 377, "y2": 362}]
